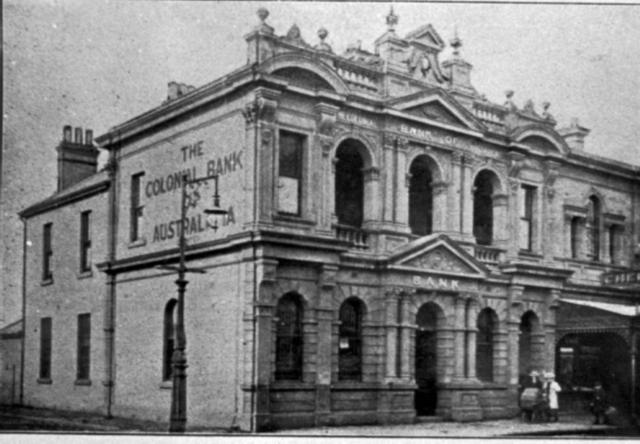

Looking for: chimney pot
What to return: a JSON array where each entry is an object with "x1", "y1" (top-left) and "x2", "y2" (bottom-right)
[
  {"x1": 75, "y1": 127, "x2": 83, "y2": 144},
  {"x1": 63, "y1": 125, "x2": 72, "y2": 142},
  {"x1": 85, "y1": 129, "x2": 93, "y2": 146}
]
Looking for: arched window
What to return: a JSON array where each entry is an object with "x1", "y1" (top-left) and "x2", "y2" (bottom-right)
[
  {"x1": 275, "y1": 293, "x2": 303, "y2": 380},
  {"x1": 518, "y1": 311, "x2": 540, "y2": 377},
  {"x1": 339, "y1": 298, "x2": 364, "y2": 380},
  {"x1": 587, "y1": 196, "x2": 601, "y2": 261},
  {"x1": 335, "y1": 141, "x2": 365, "y2": 228},
  {"x1": 473, "y1": 171, "x2": 497, "y2": 245},
  {"x1": 409, "y1": 156, "x2": 434, "y2": 236},
  {"x1": 163, "y1": 299, "x2": 178, "y2": 381},
  {"x1": 476, "y1": 308, "x2": 497, "y2": 382}
]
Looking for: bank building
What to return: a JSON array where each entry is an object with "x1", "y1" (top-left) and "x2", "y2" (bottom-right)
[{"x1": 17, "y1": 8, "x2": 640, "y2": 431}]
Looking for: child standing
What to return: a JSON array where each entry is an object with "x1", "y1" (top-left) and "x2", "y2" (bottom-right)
[{"x1": 543, "y1": 371, "x2": 562, "y2": 422}]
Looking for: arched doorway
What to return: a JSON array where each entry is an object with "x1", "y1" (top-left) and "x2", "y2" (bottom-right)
[
  {"x1": 408, "y1": 155, "x2": 435, "y2": 236},
  {"x1": 415, "y1": 302, "x2": 442, "y2": 416},
  {"x1": 335, "y1": 140, "x2": 366, "y2": 228},
  {"x1": 518, "y1": 311, "x2": 542, "y2": 377}
]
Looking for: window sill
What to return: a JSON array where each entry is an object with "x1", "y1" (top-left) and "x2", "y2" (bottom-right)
[
  {"x1": 273, "y1": 214, "x2": 315, "y2": 226},
  {"x1": 74, "y1": 379, "x2": 92, "y2": 386},
  {"x1": 560, "y1": 257, "x2": 624, "y2": 268},
  {"x1": 37, "y1": 378, "x2": 52, "y2": 385},
  {"x1": 159, "y1": 380, "x2": 172, "y2": 390},
  {"x1": 77, "y1": 270, "x2": 93, "y2": 279},
  {"x1": 518, "y1": 250, "x2": 543, "y2": 259},
  {"x1": 40, "y1": 277, "x2": 53, "y2": 286},
  {"x1": 271, "y1": 381, "x2": 314, "y2": 390},
  {"x1": 128, "y1": 238, "x2": 147, "y2": 249}
]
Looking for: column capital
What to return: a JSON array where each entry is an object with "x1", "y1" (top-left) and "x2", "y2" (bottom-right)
[
  {"x1": 432, "y1": 180, "x2": 449, "y2": 195},
  {"x1": 363, "y1": 166, "x2": 381, "y2": 182}
]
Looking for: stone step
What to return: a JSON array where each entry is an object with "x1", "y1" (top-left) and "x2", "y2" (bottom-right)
[{"x1": 415, "y1": 415, "x2": 445, "y2": 423}]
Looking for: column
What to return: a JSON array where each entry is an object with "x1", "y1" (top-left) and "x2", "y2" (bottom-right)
[
  {"x1": 384, "y1": 291, "x2": 399, "y2": 382},
  {"x1": 544, "y1": 289, "x2": 561, "y2": 373},
  {"x1": 507, "y1": 284, "x2": 524, "y2": 385},
  {"x1": 461, "y1": 156, "x2": 475, "y2": 238},
  {"x1": 396, "y1": 138, "x2": 410, "y2": 230},
  {"x1": 493, "y1": 193, "x2": 509, "y2": 250},
  {"x1": 432, "y1": 181, "x2": 449, "y2": 233},
  {"x1": 465, "y1": 297, "x2": 477, "y2": 380},
  {"x1": 399, "y1": 293, "x2": 412, "y2": 380},
  {"x1": 448, "y1": 152, "x2": 463, "y2": 236},
  {"x1": 363, "y1": 167, "x2": 381, "y2": 227},
  {"x1": 601, "y1": 223, "x2": 612, "y2": 264},
  {"x1": 319, "y1": 138, "x2": 335, "y2": 232},
  {"x1": 453, "y1": 296, "x2": 467, "y2": 380},
  {"x1": 506, "y1": 178, "x2": 520, "y2": 258},
  {"x1": 382, "y1": 134, "x2": 396, "y2": 224},
  {"x1": 315, "y1": 265, "x2": 337, "y2": 425},
  {"x1": 253, "y1": 88, "x2": 280, "y2": 225}
]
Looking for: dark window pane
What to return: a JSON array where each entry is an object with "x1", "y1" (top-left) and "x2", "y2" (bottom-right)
[
  {"x1": 279, "y1": 132, "x2": 303, "y2": 179},
  {"x1": 409, "y1": 156, "x2": 433, "y2": 236},
  {"x1": 476, "y1": 309, "x2": 494, "y2": 382},
  {"x1": 473, "y1": 171, "x2": 494, "y2": 245},
  {"x1": 40, "y1": 317, "x2": 52, "y2": 380},
  {"x1": 335, "y1": 144, "x2": 364, "y2": 227},
  {"x1": 339, "y1": 299, "x2": 363, "y2": 380},
  {"x1": 275, "y1": 294, "x2": 303, "y2": 380},
  {"x1": 77, "y1": 313, "x2": 91, "y2": 380}
]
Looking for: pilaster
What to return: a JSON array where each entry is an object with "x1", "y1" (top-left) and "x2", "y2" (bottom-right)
[
  {"x1": 448, "y1": 152, "x2": 463, "y2": 236},
  {"x1": 453, "y1": 296, "x2": 467, "y2": 380},
  {"x1": 461, "y1": 155, "x2": 475, "y2": 238},
  {"x1": 432, "y1": 180, "x2": 449, "y2": 233},
  {"x1": 396, "y1": 138, "x2": 410, "y2": 229},
  {"x1": 507, "y1": 284, "x2": 524, "y2": 385}
]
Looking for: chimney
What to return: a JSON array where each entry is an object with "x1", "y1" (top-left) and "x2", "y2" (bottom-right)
[
  {"x1": 558, "y1": 118, "x2": 590, "y2": 151},
  {"x1": 56, "y1": 125, "x2": 100, "y2": 191}
]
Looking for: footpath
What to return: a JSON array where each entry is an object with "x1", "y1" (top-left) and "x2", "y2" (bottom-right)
[{"x1": 0, "y1": 404, "x2": 634, "y2": 437}]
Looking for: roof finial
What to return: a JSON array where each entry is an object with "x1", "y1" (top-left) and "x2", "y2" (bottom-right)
[
  {"x1": 450, "y1": 26, "x2": 462, "y2": 56},
  {"x1": 386, "y1": 6, "x2": 399, "y2": 33},
  {"x1": 315, "y1": 27, "x2": 333, "y2": 53},
  {"x1": 255, "y1": 7, "x2": 274, "y2": 34}
]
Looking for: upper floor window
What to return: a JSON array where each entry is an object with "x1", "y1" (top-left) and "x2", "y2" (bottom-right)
[
  {"x1": 163, "y1": 299, "x2": 178, "y2": 381},
  {"x1": 79, "y1": 210, "x2": 91, "y2": 272},
  {"x1": 42, "y1": 223, "x2": 53, "y2": 281},
  {"x1": 130, "y1": 172, "x2": 144, "y2": 242},
  {"x1": 473, "y1": 170, "x2": 499, "y2": 245},
  {"x1": 76, "y1": 313, "x2": 91, "y2": 381},
  {"x1": 278, "y1": 131, "x2": 305, "y2": 215},
  {"x1": 275, "y1": 293, "x2": 303, "y2": 380},
  {"x1": 339, "y1": 298, "x2": 364, "y2": 381},
  {"x1": 519, "y1": 185, "x2": 535, "y2": 251},
  {"x1": 570, "y1": 217, "x2": 581, "y2": 259},
  {"x1": 587, "y1": 195, "x2": 601, "y2": 261},
  {"x1": 335, "y1": 140, "x2": 365, "y2": 228},
  {"x1": 409, "y1": 155, "x2": 434, "y2": 236},
  {"x1": 39, "y1": 317, "x2": 52, "y2": 381},
  {"x1": 476, "y1": 308, "x2": 497, "y2": 382}
]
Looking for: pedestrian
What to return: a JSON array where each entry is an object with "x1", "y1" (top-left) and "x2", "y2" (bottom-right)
[
  {"x1": 519, "y1": 370, "x2": 543, "y2": 421},
  {"x1": 590, "y1": 381, "x2": 608, "y2": 425},
  {"x1": 542, "y1": 371, "x2": 562, "y2": 422}
]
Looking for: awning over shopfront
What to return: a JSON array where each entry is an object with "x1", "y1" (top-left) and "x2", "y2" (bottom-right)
[{"x1": 561, "y1": 298, "x2": 640, "y2": 318}]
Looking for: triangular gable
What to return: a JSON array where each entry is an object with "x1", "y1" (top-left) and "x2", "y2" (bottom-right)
[
  {"x1": 387, "y1": 234, "x2": 488, "y2": 278},
  {"x1": 405, "y1": 24, "x2": 445, "y2": 51},
  {"x1": 390, "y1": 91, "x2": 486, "y2": 133}
]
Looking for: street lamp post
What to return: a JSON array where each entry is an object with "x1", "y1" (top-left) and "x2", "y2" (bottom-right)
[{"x1": 162, "y1": 173, "x2": 227, "y2": 433}]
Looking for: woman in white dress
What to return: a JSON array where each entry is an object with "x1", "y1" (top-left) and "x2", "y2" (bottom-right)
[{"x1": 543, "y1": 371, "x2": 562, "y2": 422}]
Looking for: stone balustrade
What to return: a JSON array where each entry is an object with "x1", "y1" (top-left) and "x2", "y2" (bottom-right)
[{"x1": 334, "y1": 224, "x2": 368, "y2": 249}]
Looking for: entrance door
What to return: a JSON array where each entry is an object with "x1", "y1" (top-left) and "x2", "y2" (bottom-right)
[{"x1": 415, "y1": 303, "x2": 439, "y2": 416}]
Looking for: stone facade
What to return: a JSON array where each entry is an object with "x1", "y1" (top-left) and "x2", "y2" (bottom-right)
[{"x1": 19, "y1": 8, "x2": 640, "y2": 431}]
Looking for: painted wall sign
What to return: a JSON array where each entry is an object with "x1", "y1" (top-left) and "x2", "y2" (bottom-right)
[
  {"x1": 398, "y1": 123, "x2": 473, "y2": 150},
  {"x1": 602, "y1": 270, "x2": 640, "y2": 287},
  {"x1": 338, "y1": 111, "x2": 375, "y2": 127},
  {"x1": 412, "y1": 275, "x2": 460, "y2": 290}
]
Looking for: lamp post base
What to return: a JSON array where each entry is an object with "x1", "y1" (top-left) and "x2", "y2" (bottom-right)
[{"x1": 169, "y1": 350, "x2": 188, "y2": 433}]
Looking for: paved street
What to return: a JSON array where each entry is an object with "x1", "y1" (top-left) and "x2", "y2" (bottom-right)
[{"x1": 1, "y1": 405, "x2": 637, "y2": 437}]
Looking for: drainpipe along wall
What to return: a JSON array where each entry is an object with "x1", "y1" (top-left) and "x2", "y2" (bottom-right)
[{"x1": 103, "y1": 141, "x2": 119, "y2": 417}]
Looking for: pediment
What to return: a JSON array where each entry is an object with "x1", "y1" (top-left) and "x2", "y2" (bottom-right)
[
  {"x1": 388, "y1": 234, "x2": 488, "y2": 278},
  {"x1": 405, "y1": 25, "x2": 445, "y2": 51},
  {"x1": 405, "y1": 102, "x2": 467, "y2": 127},
  {"x1": 391, "y1": 92, "x2": 486, "y2": 133}
]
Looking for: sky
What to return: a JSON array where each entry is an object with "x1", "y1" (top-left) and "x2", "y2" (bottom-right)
[{"x1": 1, "y1": 1, "x2": 640, "y2": 325}]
